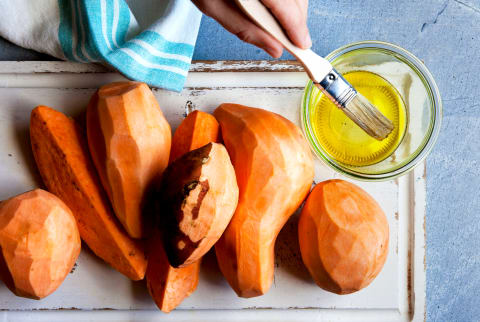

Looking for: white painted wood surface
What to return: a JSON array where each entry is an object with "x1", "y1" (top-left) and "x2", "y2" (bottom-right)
[{"x1": 0, "y1": 61, "x2": 425, "y2": 321}]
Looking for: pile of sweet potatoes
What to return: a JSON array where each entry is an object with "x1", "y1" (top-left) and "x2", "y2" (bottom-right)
[{"x1": 0, "y1": 81, "x2": 389, "y2": 311}]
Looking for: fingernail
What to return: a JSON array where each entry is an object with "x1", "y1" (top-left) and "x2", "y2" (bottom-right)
[
  {"x1": 272, "y1": 47, "x2": 283, "y2": 58},
  {"x1": 266, "y1": 46, "x2": 282, "y2": 58},
  {"x1": 304, "y1": 31, "x2": 312, "y2": 48}
]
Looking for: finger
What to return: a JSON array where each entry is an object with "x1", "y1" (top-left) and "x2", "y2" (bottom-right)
[
  {"x1": 192, "y1": 0, "x2": 283, "y2": 58},
  {"x1": 261, "y1": 0, "x2": 311, "y2": 49},
  {"x1": 296, "y1": 0, "x2": 309, "y2": 18}
]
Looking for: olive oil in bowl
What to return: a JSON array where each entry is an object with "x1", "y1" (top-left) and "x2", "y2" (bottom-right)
[{"x1": 311, "y1": 71, "x2": 407, "y2": 167}]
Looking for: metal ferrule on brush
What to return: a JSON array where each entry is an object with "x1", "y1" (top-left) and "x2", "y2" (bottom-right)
[
  {"x1": 315, "y1": 68, "x2": 357, "y2": 109},
  {"x1": 314, "y1": 68, "x2": 394, "y2": 140}
]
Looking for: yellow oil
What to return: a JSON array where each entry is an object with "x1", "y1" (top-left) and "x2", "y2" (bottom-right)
[{"x1": 312, "y1": 71, "x2": 407, "y2": 167}]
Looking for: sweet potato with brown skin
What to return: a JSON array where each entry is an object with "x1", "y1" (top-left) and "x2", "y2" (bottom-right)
[
  {"x1": 298, "y1": 180, "x2": 389, "y2": 294},
  {"x1": 214, "y1": 103, "x2": 314, "y2": 298},
  {"x1": 146, "y1": 234, "x2": 200, "y2": 313},
  {"x1": 0, "y1": 189, "x2": 80, "y2": 299},
  {"x1": 30, "y1": 105, "x2": 147, "y2": 281},
  {"x1": 158, "y1": 142, "x2": 238, "y2": 267},
  {"x1": 147, "y1": 110, "x2": 221, "y2": 312},
  {"x1": 87, "y1": 82, "x2": 171, "y2": 238},
  {"x1": 169, "y1": 110, "x2": 220, "y2": 163}
]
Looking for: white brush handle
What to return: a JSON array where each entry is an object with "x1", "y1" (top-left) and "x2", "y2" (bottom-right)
[{"x1": 235, "y1": 0, "x2": 332, "y2": 82}]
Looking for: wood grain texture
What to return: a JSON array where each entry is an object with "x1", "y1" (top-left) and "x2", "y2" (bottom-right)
[{"x1": 0, "y1": 61, "x2": 303, "y2": 74}]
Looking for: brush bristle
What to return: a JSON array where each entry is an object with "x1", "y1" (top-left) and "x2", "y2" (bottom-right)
[{"x1": 343, "y1": 93, "x2": 394, "y2": 140}]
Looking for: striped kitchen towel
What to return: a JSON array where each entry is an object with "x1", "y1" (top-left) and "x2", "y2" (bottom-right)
[{"x1": 0, "y1": 0, "x2": 202, "y2": 91}]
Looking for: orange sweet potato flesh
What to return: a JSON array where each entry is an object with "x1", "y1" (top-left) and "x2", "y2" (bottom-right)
[
  {"x1": 30, "y1": 105, "x2": 147, "y2": 281},
  {"x1": 159, "y1": 142, "x2": 238, "y2": 267},
  {"x1": 298, "y1": 179, "x2": 389, "y2": 294},
  {"x1": 87, "y1": 82, "x2": 171, "y2": 238},
  {"x1": 214, "y1": 103, "x2": 314, "y2": 298},
  {"x1": 146, "y1": 234, "x2": 200, "y2": 313},
  {"x1": 146, "y1": 110, "x2": 220, "y2": 312},
  {"x1": 169, "y1": 110, "x2": 220, "y2": 163},
  {"x1": 0, "y1": 189, "x2": 80, "y2": 299}
]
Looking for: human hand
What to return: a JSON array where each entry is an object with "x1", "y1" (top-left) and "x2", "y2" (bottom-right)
[{"x1": 192, "y1": 0, "x2": 311, "y2": 58}]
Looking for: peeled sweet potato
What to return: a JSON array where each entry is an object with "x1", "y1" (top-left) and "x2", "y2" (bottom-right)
[
  {"x1": 0, "y1": 189, "x2": 80, "y2": 299},
  {"x1": 214, "y1": 103, "x2": 314, "y2": 298},
  {"x1": 298, "y1": 179, "x2": 389, "y2": 294},
  {"x1": 87, "y1": 81, "x2": 171, "y2": 238},
  {"x1": 158, "y1": 142, "x2": 238, "y2": 267},
  {"x1": 169, "y1": 110, "x2": 220, "y2": 163},
  {"x1": 30, "y1": 105, "x2": 147, "y2": 281},
  {"x1": 147, "y1": 109, "x2": 220, "y2": 312},
  {"x1": 146, "y1": 234, "x2": 200, "y2": 313}
]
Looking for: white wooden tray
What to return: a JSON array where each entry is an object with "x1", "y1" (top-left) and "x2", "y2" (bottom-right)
[{"x1": 0, "y1": 61, "x2": 425, "y2": 322}]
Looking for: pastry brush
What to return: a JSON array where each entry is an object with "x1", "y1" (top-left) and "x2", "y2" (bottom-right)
[{"x1": 235, "y1": 0, "x2": 394, "y2": 140}]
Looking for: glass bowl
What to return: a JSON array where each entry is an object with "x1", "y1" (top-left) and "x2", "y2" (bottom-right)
[{"x1": 301, "y1": 41, "x2": 442, "y2": 181}]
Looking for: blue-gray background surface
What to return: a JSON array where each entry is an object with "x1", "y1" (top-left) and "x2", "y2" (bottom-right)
[{"x1": 0, "y1": 1, "x2": 478, "y2": 321}]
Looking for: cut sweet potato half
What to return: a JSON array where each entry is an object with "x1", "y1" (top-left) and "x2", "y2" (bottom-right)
[
  {"x1": 159, "y1": 142, "x2": 238, "y2": 267},
  {"x1": 30, "y1": 105, "x2": 147, "y2": 281},
  {"x1": 146, "y1": 234, "x2": 200, "y2": 313}
]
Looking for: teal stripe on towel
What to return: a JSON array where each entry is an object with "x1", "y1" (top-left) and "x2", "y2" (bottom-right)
[
  {"x1": 139, "y1": 31, "x2": 194, "y2": 57},
  {"x1": 76, "y1": 0, "x2": 100, "y2": 61},
  {"x1": 106, "y1": 0, "x2": 115, "y2": 48},
  {"x1": 82, "y1": 1, "x2": 110, "y2": 54},
  {"x1": 58, "y1": 0, "x2": 101, "y2": 62},
  {"x1": 79, "y1": 1, "x2": 103, "y2": 60},
  {"x1": 122, "y1": 42, "x2": 191, "y2": 70},
  {"x1": 58, "y1": 0, "x2": 76, "y2": 61},
  {"x1": 116, "y1": 0, "x2": 131, "y2": 45},
  {"x1": 108, "y1": 50, "x2": 187, "y2": 92},
  {"x1": 72, "y1": 0, "x2": 88, "y2": 62}
]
